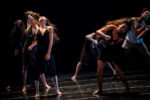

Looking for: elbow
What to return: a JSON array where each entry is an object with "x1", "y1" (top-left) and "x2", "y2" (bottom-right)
[
  {"x1": 85, "y1": 35, "x2": 90, "y2": 40},
  {"x1": 96, "y1": 30, "x2": 101, "y2": 34},
  {"x1": 85, "y1": 35, "x2": 88, "y2": 39}
]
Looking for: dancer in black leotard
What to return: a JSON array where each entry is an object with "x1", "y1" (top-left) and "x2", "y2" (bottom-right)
[
  {"x1": 87, "y1": 18, "x2": 131, "y2": 95},
  {"x1": 22, "y1": 11, "x2": 51, "y2": 93},
  {"x1": 6, "y1": 19, "x2": 24, "y2": 91},
  {"x1": 28, "y1": 15, "x2": 62, "y2": 98}
]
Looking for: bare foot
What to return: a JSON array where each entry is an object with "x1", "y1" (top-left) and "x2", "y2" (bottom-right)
[
  {"x1": 93, "y1": 89, "x2": 103, "y2": 95},
  {"x1": 22, "y1": 86, "x2": 26, "y2": 92},
  {"x1": 56, "y1": 90, "x2": 62, "y2": 96},
  {"x1": 71, "y1": 76, "x2": 77, "y2": 82},
  {"x1": 45, "y1": 84, "x2": 51, "y2": 89},
  {"x1": 35, "y1": 93, "x2": 40, "y2": 98}
]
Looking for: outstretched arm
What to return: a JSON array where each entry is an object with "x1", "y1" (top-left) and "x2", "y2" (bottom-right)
[{"x1": 137, "y1": 25, "x2": 150, "y2": 39}]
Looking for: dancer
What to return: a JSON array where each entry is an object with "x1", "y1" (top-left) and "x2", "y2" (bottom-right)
[
  {"x1": 28, "y1": 15, "x2": 62, "y2": 97},
  {"x1": 87, "y1": 19, "x2": 131, "y2": 95},
  {"x1": 22, "y1": 11, "x2": 50, "y2": 92},
  {"x1": 122, "y1": 8, "x2": 150, "y2": 65},
  {"x1": 71, "y1": 33, "x2": 117, "y2": 81},
  {"x1": 7, "y1": 19, "x2": 25, "y2": 91}
]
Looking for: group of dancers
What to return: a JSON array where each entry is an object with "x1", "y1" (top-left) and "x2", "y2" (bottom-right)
[
  {"x1": 71, "y1": 8, "x2": 150, "y2": 94},
  {"x1": 9, "y1": 11, "x2": 62, "y2": 98},
  {"x1": 7, "y1": 8, "x2": 150, "y2": 98}
]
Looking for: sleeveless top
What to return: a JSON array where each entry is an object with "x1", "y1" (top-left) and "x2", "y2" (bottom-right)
[
  {"x1": 36, "y1": 29, "x2": 50, "y2": 57},
  {"x1": 125, "y1": 18, "x2": 145, "y2": 44}
]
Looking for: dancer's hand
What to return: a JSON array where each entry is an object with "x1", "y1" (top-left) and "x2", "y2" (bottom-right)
[
  {"x1": 45, "y1": 53, "x2": 50, "y2": 61},
  {"x1": 28, "y1": 45, "x2": 33, "y2": 51},
  {"x1": 91, "y1": 40, "x2": 98, "y2": 48},
  {"x1": 28, "y1": 15, "x2": 32, "y2": 20},
  {"x1": 104, "y1": 35, "x2": 111, "y2": 40}
]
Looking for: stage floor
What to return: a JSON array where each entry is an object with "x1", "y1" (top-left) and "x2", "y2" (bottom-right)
[{"x1": 1, "y1": 71, "x2": 150, "y2": 100}]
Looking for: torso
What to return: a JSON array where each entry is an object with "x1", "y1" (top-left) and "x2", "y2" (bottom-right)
[
  {"x1": 125, "y1": 18, "x2": 145, "y2": 44},
  {"x1": 36, "y1": 28, "x2": 50, "y2": 55}
]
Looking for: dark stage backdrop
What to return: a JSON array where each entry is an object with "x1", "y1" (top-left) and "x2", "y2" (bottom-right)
[{"x1": 1, "y1": 0, "x2": 150, "y2": 80}]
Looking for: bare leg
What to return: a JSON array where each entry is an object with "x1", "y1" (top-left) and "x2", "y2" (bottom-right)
[
  {"x1": 71, "y1": 61, "x2": 82, "y2": 81},
  {"x1": 113, "y1": 64, "x2": 129, "y2": 91},
  {"x1": 93, "y1": 60, "x2": 105, "y2": 95},
  {"x1": 40, "y1": 73, "x2": 51, "y2": 89},
  {"x1": 22, "y1": 65, "x2": 28, "y2": 92},
  {"x1": 35, "y1": 80, "x2": 40, "y2": 98},
  {"x1": 52, "y1": 75, "x2": 62, "y2": 95}
]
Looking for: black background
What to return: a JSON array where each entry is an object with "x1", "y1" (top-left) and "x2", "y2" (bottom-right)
[{"x1": 1, "y1": 0, "x2": 150, "y2": 80}]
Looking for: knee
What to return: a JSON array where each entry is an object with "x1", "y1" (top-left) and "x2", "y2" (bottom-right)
[{"x1": 78, "y1": 61, "x2": 82, "y2": 65}]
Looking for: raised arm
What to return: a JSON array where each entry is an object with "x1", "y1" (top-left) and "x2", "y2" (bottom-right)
[
  {"x1": 28, "y1": 15, "x2": 39, "y2": 34},
  {"x1": 24, "y1": 19, "x2": 32, "y2": 34}
]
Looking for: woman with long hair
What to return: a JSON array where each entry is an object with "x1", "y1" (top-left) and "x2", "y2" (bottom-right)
[
  {"x1": 86, "y1": 18, "x2": 131, "y2": 95},
  {"x1": 22, "y1": 11, "x2": 50, "y2": 93},
  {"x1": 28, "y1": 15, "x2": 62, "y2": 98}
]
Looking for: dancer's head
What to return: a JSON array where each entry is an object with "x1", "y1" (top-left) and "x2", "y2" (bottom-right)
[
  {"x1": 39, "y1": 16, "x2": 48, "y2": 26},
  {"x1": 106, "y1": 17, "x2": 131, "y2": 32},
  {"x1": 118, "y1": 23, "x2": 128, "y2": 33},
  {"x1": 15, "y1": 20, "x2": 23, "y2": 28},
  {"x1": 141, "y1": 8, "x2": 150, "y2": 20},
  {"x1": 39, "y1": 16, "x2": 60, "y2": 42},
  {"x1": 117, "y1": 21, "x2": 132, "y2": 38},
  {"x1": 11, "y1": 19, "x2": 24, "y2": 35}
]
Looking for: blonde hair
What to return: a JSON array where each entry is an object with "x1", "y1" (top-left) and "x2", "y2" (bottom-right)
[
  {"x1": 39, "y1": 16, "x2": 60, "y2": 42},
  {"x1": 106, "y1": 17, "x2": 132, "y2": 26}
]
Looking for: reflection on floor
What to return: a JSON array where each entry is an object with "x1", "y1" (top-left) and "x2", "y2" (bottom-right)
[{"x1": 1, "y1": 71, "x2": 150, "y2": 100}]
